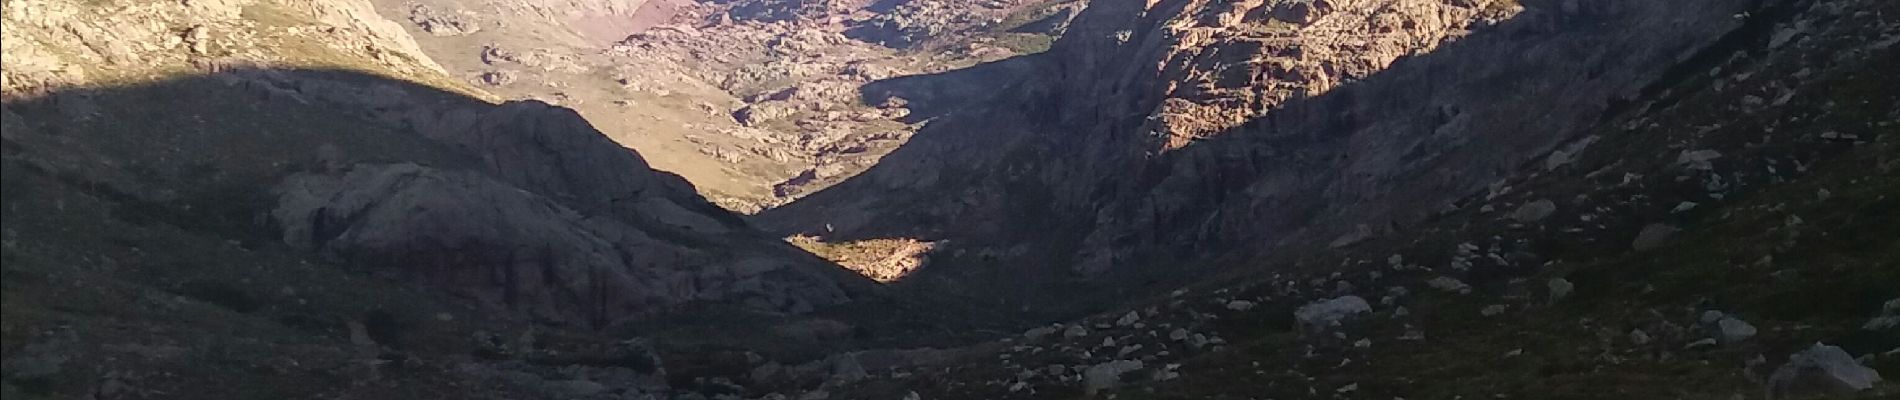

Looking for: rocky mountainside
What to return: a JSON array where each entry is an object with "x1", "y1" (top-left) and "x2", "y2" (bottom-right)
[
  {"x1": 1, "y1": 1, "x2": 878, "y2": 398},
  {"x1": 371, "y1": 0, "x2": 1087, "y2": 211},
  {"x1": 756, "y1": 0, "x2": 1876, "y2": 298},
  {"x1": 797, "y1": 0, "x2": 1899, "y2": 397},
  {"x1": 3, "y1": 0, "x2": 1895, "y2": 399},
  {"x1": 4, "y1": 0, "x2": 871, "y2": 325}
]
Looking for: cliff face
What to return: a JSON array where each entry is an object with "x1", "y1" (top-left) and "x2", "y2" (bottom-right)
[{"x1": 764, "y1": 0, "x2": 1766, "y2": 276}]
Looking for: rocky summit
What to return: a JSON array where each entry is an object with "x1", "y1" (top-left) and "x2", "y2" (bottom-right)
[{"x1": 1, "y1": 0, "x2": 1895, "y2": 399}]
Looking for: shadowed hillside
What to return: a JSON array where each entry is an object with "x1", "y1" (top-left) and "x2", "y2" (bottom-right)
[{"x1": 0, "y1": 64, "x2": 899, "y2": 398}]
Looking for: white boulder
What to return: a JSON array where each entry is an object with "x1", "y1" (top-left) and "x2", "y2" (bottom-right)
[
  {"x1": 1082, "y1": 360, "x2": 1144, "y2": 396},
  {"x1": 1768, "y1": 343, "x2": 1882, "y2": 397},
  {"x1": 1295, "y1": 296, "x2": 1372, "y2": 333}
]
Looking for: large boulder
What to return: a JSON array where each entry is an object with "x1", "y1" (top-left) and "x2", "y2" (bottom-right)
[
  {"x1": 1295, "y1": 295, "x2": 1372, "y2": 334},
  {"x1": 1767, "y1": 343, "x2": 1883, "y2": 398},
  {"x1": 408, "y1": 4, "x2": 480, "y2": 36},
  {"x1": 1082, "y1": 359, "x2": 1144, "y2": 396},
  {"x1": 1630, "y1": 223, "x2": 1681, "y2": 251},
  {"x1": 733, "y1": 102, "x2": 798, "y2": 127},
  {"x1": 1510, "y1": 199, "x2": 1557, "y2": 222},
  {"x1": 1863, "y1": 298, "x2": 1900, "y2": 331}
]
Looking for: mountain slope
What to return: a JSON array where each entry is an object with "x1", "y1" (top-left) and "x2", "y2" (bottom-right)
[
  {"x1": 3, "y1": 1, "x2": 872, "y2": 398},
  {"x1": 755, "y1": 0, "x2": 1869, "y2": 313},
  {"x1": 371, "y1": 0, "x2": 1088, "y2": 211},
  {"x1": 808, "y1": 0, "x2": 1899, "y2": 397}
]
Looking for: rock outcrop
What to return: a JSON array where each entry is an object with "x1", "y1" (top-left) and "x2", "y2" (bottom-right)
[{"x1": 408, "y1": 3, "x2": 481, "y2": 36}]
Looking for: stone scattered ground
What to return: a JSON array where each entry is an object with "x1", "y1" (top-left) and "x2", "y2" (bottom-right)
[{"x1": 804, "y1": 1, "x2": 1900, "y2": 397}]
